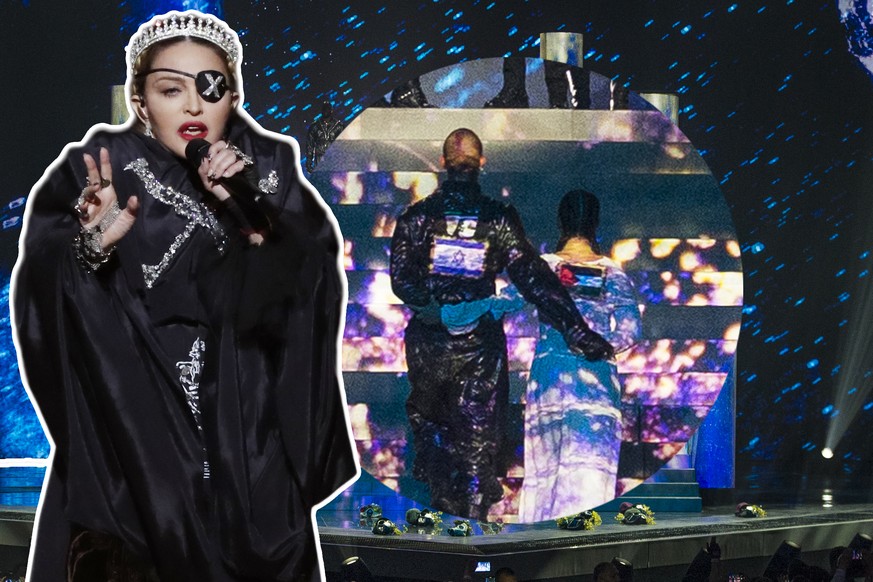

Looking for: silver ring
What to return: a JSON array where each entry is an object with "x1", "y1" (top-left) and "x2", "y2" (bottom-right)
[
  {"x1": 227, "y1": 143, "x2": 254, "y2": 166},
  {"x1": 77, "y1": 186, "x2": 90, "y2": 208}
]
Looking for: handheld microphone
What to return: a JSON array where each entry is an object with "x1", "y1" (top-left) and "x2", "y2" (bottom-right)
[{"x1": 185, "y1": 138, "x2": 272, "y2": 234}]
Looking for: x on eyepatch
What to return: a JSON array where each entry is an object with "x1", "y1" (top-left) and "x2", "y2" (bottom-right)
[{"x1": 137, "y1": 68, "x2": 229, "y2": 102}]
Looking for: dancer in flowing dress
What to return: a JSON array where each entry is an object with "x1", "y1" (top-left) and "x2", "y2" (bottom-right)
[{"x1": 519, "y1": 189, "x2": 641, "y2": 522}]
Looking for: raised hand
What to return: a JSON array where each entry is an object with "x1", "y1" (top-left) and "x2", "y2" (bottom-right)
[
  {"x1": 196, "y1": 139, "x2": 249, "y2": 201},
  {"x1": 79, "y1": 147, "x2": 138, "y2": 250},
  {"x1": 195, "y1": 140, "x2": 265, "y2": 245}
]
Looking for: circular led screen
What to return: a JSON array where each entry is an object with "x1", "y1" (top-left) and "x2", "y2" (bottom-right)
[{"x1": 310, "y1": 57, "x2": 742, "y2": 523}]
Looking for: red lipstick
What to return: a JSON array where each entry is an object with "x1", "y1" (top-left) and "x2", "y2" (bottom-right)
[{"x1": 178, "y1": 122, "x2": 208, "y2": 141}]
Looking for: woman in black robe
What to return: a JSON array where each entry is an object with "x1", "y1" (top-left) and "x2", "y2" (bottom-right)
[{"x1": 12, "y1": 11, "x2": 356, "y2": 581}]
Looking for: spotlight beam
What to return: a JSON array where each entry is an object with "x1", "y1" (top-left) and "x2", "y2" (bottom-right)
[{"x1": 826, "y1": 253, "x2": 873, "y2": 452}]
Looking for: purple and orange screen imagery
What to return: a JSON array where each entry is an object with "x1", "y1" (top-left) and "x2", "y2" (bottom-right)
[{"x1": 308, "y1": 59, "x2": 741, "y2": 521}]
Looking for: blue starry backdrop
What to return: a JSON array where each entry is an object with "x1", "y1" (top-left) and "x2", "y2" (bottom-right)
[{"x1": 1, "y1": 0, "x2": 872, "y2": 502}]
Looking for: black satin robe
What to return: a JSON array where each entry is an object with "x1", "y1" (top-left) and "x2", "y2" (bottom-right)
[
  {"x1": 389, "y1": 179, "x2": 592, "y2": 518},
  {"x1": 13, "y1": 116, "x2": 356, "y2": 581}
]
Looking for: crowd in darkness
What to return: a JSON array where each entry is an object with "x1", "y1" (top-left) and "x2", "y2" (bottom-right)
[
  {"x1": 482, "y1": 542, "x2": 873, "y2": 582},
  {"x1": 331, "y1": 536, "x2": 873, "y2": 582}
]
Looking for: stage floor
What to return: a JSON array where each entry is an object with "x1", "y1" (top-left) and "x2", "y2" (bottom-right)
[{"x1": 317, "y1": 503, "x2": 873, "y2": 580}]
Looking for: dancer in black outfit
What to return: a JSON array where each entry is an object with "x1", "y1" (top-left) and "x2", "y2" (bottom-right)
[{"x1": 390, "y1": 128, "x2": 612, "y2": 519}]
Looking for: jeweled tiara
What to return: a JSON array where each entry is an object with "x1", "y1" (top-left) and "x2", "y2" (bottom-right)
[{"x1": 127, "y1": 11, "x2": 240, "y2": 67}]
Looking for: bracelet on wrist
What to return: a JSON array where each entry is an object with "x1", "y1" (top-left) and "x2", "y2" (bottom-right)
[{"x1": 74, "y1": 200, "x2": 120, "y2": 272}]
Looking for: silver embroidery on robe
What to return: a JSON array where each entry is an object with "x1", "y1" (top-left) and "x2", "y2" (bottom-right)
[
  {"x1": 124, "y1": 158, "x2": 227, "y2": 288},
  {"x1": 258, "y1": 170, "x2": 279, "y2": 194},
  {"x1": 176, "y1": 337, "x2": 206, "y2": 430},
  {"x1": 176, "y1": 337, "x2": 210, "y2": 478}
]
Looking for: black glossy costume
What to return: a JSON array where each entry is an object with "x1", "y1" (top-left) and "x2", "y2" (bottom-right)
[
  {"x1": 390, "y1": 177, "x2": 600, "y2": 519},
  {"x1": 14, "y1": 116, "x2": 355, "y2": 581},
  {"x1": 305, "y1": 115, "x2": 344, "y2": 173}
]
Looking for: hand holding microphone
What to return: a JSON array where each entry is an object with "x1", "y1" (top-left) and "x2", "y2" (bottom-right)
[{"x1": 185, "y1": 138, "x2": 272, "y2": 240}]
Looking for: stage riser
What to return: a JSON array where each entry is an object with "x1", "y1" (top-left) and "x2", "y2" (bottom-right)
[
  {"x1": 648, "y1": 468, "x2": 697, "y2": 483},
  {"x1": 322, "y1": 518, "x2": 873, "y2": 581}
]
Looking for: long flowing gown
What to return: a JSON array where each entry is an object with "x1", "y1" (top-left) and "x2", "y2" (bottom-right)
[
  {"x1": 13, "y1": 115, "x2": 356, "y2": 581},
  {"x1": 519, "y1": 254, "x2": 641, "y2": 522}
]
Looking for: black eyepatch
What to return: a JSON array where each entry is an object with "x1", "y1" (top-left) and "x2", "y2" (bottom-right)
[{"x1": 137, "y1": 68, "x2": 229, "y2": 102}]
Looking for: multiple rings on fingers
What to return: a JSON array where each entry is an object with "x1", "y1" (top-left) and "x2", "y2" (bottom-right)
[
  {"x1": 226, "y1": 143, "x2": 254, "y2": 166},
  {"x1": 203, "y1": 143, "x2": 253, "y2": 181},
  {"x1": 75, "y1": 175, "x2": 110, "y2": 220}
]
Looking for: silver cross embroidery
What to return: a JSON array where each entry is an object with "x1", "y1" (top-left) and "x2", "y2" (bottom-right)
[{"x1": 125, "y1": 158, "x2": 227, "y2": 288}]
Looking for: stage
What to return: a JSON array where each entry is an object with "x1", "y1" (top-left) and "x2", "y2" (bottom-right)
[
  {"x1": 317, "y1": 501, "x2": 872, "y2": 581},
  {"x1": 1, "y1": 494, "x2": 868, "y2": 580},
  {"x1": 1, "y1": 468, "x2": 870, "y2": 580}
]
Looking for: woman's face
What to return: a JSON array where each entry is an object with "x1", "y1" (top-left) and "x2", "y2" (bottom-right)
[{"x1": 133, "y1": 40, "x2": 236, "y2": 159}]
